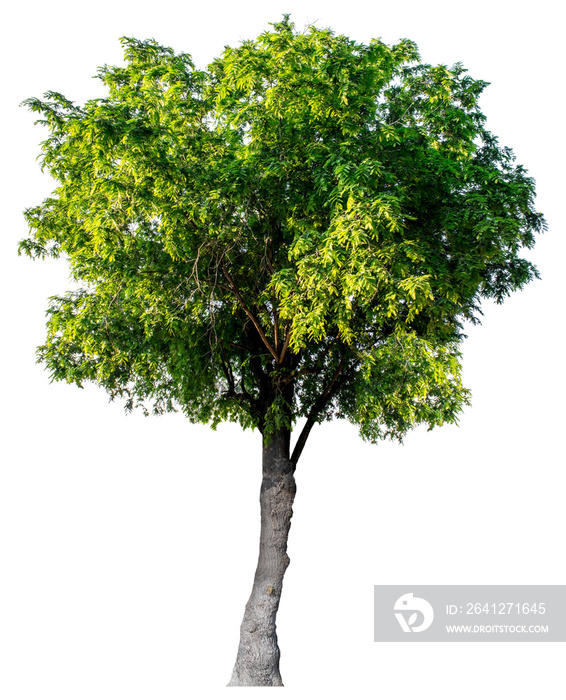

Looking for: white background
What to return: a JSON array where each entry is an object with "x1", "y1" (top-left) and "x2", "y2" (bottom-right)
[{"x1": 1, "y1": 1, "x2": 564, "y2": 698}]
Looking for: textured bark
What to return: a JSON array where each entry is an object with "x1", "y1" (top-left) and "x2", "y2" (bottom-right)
[{"x1": 227, "y1": 429, "x2": 296, "y2": 686}]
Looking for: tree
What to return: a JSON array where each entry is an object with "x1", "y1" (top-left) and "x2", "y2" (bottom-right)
[{"x1": 20, "y1": 16, "x2": 545, "y2": 686}]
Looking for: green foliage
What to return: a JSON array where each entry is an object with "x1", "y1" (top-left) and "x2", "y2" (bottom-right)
[{"x1": 20, "y1": 17, "x2": 545, "y2": 452}]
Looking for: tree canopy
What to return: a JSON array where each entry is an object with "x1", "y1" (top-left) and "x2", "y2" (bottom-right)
[{"x1": 20, "y1": 16, "x2": 545, "y2": 461}]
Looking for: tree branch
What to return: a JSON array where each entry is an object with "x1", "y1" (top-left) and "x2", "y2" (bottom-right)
[
  {"x1": 290, "y1": 354, "x2": 350, "y2": 468},
  {"x1": 219, "y1": 258, "x2": 279, "y2": 363},
  {"x1": 278, "y1": 321, "x2": 292, "y2": 365},
  {"x1": 273, "y1": 302, "x2": 280, "y2": 353}
]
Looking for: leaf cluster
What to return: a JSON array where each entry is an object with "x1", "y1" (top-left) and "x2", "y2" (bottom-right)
[{"x1": 20, "y1": 17, "x2": 545, "y2": 455}]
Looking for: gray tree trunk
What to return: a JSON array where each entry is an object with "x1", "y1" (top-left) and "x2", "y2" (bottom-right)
[{"x1": 227, "y1": 429, "x2": 296, "y2": 686}]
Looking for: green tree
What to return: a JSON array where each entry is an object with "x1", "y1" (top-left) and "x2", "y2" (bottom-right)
[{"x1": 20, "y1": 17, "x2": 545, "y2": 685}]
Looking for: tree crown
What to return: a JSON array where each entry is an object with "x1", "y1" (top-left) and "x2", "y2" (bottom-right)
[{"x1": 20, "y1": 17, "x2": 545, "y2": 459}]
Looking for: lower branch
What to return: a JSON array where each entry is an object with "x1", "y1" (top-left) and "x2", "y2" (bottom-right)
[{"x1": 290, "y1": 355, "x2": 355, "y2": 467}]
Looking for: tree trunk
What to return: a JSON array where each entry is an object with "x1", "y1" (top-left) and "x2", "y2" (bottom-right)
[{"x1": 227, "y1": 428, "x2": 296, "y2": 686}]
